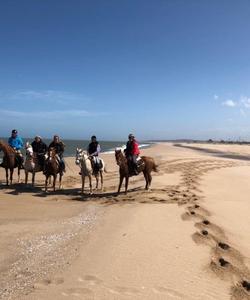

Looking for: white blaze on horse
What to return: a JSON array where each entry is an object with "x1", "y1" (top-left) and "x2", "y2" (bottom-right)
[
  {"x1": 75, "y1": 148, "x2": 106, "y2": 195},
  {"x1": 24, "y1": 142, "x2": 44, "y2": 186}
]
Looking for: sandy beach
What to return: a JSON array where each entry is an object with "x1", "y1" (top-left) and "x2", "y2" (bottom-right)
[{"x1": 1, "y1": 143, "x2": 250, "y2": 300}]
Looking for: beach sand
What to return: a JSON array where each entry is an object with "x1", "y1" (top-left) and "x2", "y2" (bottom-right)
[{"x1": 1, "y1": 143, "x2": 250, "y2": 299}]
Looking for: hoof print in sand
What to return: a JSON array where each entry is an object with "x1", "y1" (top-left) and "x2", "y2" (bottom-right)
[
  {"x1": 242, "y1": 280, "x2": 250, "y2": 292},
  {"x1": 201, "y1": 230, "x2": 208, "y2": 236},
  {"x1": 219, "y1": 258, "x2": 230, "y2": 267},
  {"x1": 218, "y1": 242, "x2": 230, "y2": 251},
  {"x1": 203, "y1": 220, "x2": 210, "y2": 225}
]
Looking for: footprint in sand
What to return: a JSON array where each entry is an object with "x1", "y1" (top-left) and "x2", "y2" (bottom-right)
[
  {"x1": 63, "y1": 287, "x2": 93, "y2": 297},
  {"x1": 153, "y1": 286, "x2": 187, "y2": 299},
  {"x1": 34, "y1": 277, "x2": 64, "y2": 289},
  {"x1": 78, "y1": 275, "x2": 103, "y2": 285},
  {"x1": 108, "y1": 286, "x2": 140, "y2": 295}
]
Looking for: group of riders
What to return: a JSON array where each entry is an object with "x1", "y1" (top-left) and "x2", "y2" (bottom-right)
[{"x1": 0, "y1": 130, "x2": 141, "y2": 175}]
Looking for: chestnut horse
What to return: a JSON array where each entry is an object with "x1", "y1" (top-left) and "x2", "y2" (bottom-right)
[
  {"x1": 0, "y1": 140, "x2": 21, "y2": 185},
  {"x1": 115, "y1": 149, "x2": 158, "y2": 194},
  {"x1": 44, "y1": 147, "x2": 63, "y2": 192}
]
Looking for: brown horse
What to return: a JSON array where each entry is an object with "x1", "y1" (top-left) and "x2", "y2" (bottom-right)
[
  {"x1": 0, "y1": 140, "x2": 21, "y2": 185},
  {"x1": 115, "y1": 149, "x2": 158, "y2": 194},
  {"x1": 44, "y1": 147, "x2": 63, "y2": 192}
]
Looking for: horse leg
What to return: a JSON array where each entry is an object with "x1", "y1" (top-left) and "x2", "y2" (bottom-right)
[
  {"x1": 118, "y1": 175, "x2": 124, "y2": 194},
  {"x1": 17, "y1": 167, "x2": 20, "y2": 183},
  {"x1": 32, "y1": 172, "x2": 35, "y2": 187},
  {"x1": 5, "y1": 168, "x2": 9, "y2": 186},
  {"x1": 100, "y1": 171, "x2": 103, "y2": 191},
  {"x1": 53, "y1": 174, "x2": 57, "y2": 192},
  {"x1": 147, "y1": 172, "x2": 152, "y2": 190},
  {"x1": 95, "y1": 173, "x2": 99, "y2": 190},
  {"x1": 144, "y1": 172, "x2": 152, "y2": 191},
  {"x1": 59, "y1": 173, "x2": 62, "y2": 189},
  {"x1": 45, "y1": 176, "x2": 48, "y2": 192},
  {"x1": 143, "y1": 171, "x2": 149, "y2": 190},
  {"x1": 81, "y1": 175, "x2": 85, "y2": 194},
  {"x1": 89, "y1": 175, "x2": 93, "y2": 194},
  {"x1": 25, "y1": 171, "x2": 28, "y2": 185},
  {"x1": 125, "y1": 176, "x2": 129, "y2": 194},
  {"x1": 10, "y1": 169, "x2": 14, "y2": 185}
]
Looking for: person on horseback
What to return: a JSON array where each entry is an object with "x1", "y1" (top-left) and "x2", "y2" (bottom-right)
[
  {"x1": 48, "y1": 135, "x2": 66, "y2": 173},
  {"x1": 31, "y1": 136, "x2": 48, "y2": 169},
  {"x1": 8, "y1": 129, "x2": 24, "y2": 168},
  {"x1": 87, "y1": 135, "x2": 101, "y2": 173},
  {"x1": 124, "y1": 133, "x2": 140, "y2": 175}
]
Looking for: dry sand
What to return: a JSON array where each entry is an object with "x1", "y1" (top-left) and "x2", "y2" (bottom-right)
[{"x1": 1, "y1": 143, "x2": 250, "y2": 299}]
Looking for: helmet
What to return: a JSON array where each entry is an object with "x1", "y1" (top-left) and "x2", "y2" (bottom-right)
[
  {"x1": 91, "y1": 135, "x2": 97, "y2": 140},
  {"x1": 128, "y1": 133, "x2": 135, "y2": 139},
  {"x1": 12, "y1": 129, "x2": 17, "y2": 134}
]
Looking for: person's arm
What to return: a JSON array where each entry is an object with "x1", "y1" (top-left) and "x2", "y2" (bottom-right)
[{"x1": 19, "y1": 137, "x2": 24, "y2": 149}]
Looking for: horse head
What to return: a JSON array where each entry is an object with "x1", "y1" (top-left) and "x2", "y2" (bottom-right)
[
  {"x1": 75, "y1": 148, "x2": 88, "y2": 165},
  {"x1": 25, "y1": 142, "x2": 33, "y2": 158},
  {"x1": 48, "y1": 147, "x2": 57, "y2": 160},
  {"x1": 115, "y1": 148, "x2": 125, "y2": 166}
]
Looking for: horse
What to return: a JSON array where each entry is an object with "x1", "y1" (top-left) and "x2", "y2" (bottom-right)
[
  {"x1": 75, "y1": 148, "x2": 106, "y2": 194},
  {"x1": 24, "y1": 142, "x2": 45, "y2": 186},
  {"x1": 115, "y1": 148, "x2": 158, "y2": 194},
  {"x1": 44, "y1": 147, "x2": 63, "y2": 192},
  {"x1": 0, "y1": 139, "x2": 22, "y2": 186}
]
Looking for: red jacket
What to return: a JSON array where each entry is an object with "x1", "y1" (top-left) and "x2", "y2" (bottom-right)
[{"x1": 132, "y1": 140, "x2": 140, "y2": 155}]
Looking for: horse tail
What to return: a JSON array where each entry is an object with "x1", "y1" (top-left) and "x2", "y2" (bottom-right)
[{"x1": 152, "y1": 162, "x2": 158, "y2": 172}]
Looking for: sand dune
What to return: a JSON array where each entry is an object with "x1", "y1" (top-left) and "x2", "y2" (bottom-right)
[{"x1": 1, "y1": 143, "x2": 250, "y2": 299}]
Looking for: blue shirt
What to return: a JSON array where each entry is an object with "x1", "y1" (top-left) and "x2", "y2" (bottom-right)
[{"x1": 8, "y1": 136, "x2": 24, "y2": 150}]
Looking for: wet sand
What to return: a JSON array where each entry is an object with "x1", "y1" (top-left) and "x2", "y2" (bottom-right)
[{"x1": 1, "y1": 143, "x2": 250, "y2": 299}]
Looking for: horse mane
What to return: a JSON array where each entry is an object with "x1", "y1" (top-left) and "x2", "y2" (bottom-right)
[{"x1": 0, "y1": 140, "x2": 16, "y2": 154}]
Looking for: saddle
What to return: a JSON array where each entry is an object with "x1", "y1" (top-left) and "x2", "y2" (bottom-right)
[
  {"x1": 128, "y1": 156, "x2": 144, "y2": 176},
  {"x1": 90, "y1": 156, "x2": 103, "y2": 174}
]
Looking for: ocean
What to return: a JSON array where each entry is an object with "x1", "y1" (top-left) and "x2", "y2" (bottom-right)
[{"x1": 0, "y1": 138, "x2": 152, "y2": 158}]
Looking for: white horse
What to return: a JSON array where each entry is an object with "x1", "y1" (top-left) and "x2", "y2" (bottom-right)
[
  {"x1": 75, "y1": 148, "x2": 106, "y2": 194},
  {"x1": 24, "y1": 142, "x2": 44, "y2": 186}
]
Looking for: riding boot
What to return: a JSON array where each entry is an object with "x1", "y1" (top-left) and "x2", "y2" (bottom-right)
[{"x1": 134, "y1": 167, "x2": 139, "y2": 175}]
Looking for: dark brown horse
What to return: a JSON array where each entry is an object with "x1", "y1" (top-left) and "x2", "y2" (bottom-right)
[
  {"x1": 44, "y1": 147, "x2": 63, "y2": 192},
  {"x1": 0, "y1": 140, "x2": 21, "y2": 185},
  {"x1": 115, "y1": 149, "x2": 158, "y2": 194}
]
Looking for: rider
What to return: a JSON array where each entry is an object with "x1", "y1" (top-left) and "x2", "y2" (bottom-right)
[
  {"x1": 31, "y1": 136, "x2": 48, "y2": 169},
  {"x1": 124, "y1": 133, "x2": 140, "y2": 175},
  {"x1": 87, "y1": 135, "x2": 101, "y2": 173},
  {"x1": 8, "y1": 129, "x2": 24, "y2": 168},
  {"x1": 48, "y1": 135, "x2": 66, "y2": 173}
]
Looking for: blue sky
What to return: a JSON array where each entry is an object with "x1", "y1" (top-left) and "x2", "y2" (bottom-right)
[{"x1": 0, "y1": 0, "x2": 250, "y2": 141}]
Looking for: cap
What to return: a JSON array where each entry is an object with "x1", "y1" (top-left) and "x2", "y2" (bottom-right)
[
  {"x1": 128, "y1": 133, "x2": 135, "y2": 139},
  {"x1": 12, "y1": 129, "x2": 17, "y2": 134},
  {"x1": 91, "y1": 135, "x2": 97, "y2": 139}
]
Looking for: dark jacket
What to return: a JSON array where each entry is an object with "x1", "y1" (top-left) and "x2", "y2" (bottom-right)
[
  {"x1": 88, "y1": 141, "x2": 100, "y2": 156},
  {"x1": 49, "y1": 141, "x2": 65, "y2": 158},
  {"x1": 31, "y1": 140, "x2": 47, "y2": 155}
]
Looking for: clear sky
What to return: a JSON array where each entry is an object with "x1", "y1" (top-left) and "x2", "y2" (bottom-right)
[{"x1": 0, "y1": 0, "x2": 250, "y2": 141}]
